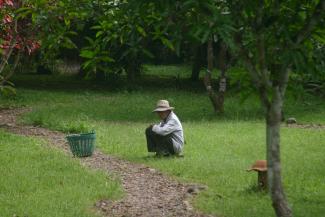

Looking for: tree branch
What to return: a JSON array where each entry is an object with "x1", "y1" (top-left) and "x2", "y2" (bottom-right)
[
  {"x1": 276, "y1": 64, "x2": 290, "y2": 100},
  {"x1": 295, "y1": 1, "x2": 325, "y2": 45},
  {"x1": 234, "y1": 34, "x2": 260, "y2": 84},
  {"x1": 0, "y1": 39, "x2": 16, "y2": 74},
  {"x1": 0, "y1": 20, "x2": 18, "y2": 74},
  {"x1": 255, "y1": 2, "x2": 271, "y2": 91},
  {"x1": 234, "y1": 34, "x2": 271, "y2": 109},
  {"x1": 204, "y1": 38, "x2": 220, "y2": 112},
  {"x1": 0, "y1": 51, "x2": 21, "y2": 86},
  {"x1": 257, "y1": 34, "x2": 270, "y2": 84}
]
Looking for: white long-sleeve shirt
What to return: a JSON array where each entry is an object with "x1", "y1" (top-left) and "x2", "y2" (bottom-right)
[{"x1": 152, "y1": 111, "x2": 184, "y2": 153}]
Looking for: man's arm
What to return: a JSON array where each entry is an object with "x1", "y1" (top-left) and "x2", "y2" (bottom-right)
[{"x1": 152, "y1": 119, "x2": 178, "y2": 136}]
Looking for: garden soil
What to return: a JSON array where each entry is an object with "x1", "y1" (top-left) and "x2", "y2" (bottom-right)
[{"x1": 0, "y1": 108, "x2": 215, "y2": 217}]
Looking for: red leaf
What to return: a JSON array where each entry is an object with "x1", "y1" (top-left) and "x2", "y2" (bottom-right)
[
  {"x1": 3, "y1": 14, "x2": 13, "y2": 23},
  {"x1": 5, "y1": 0, "x2": 14, "y2": 6},
  {"x1": 14, "y1": 43, "x2": 21, "y2": 49},
  {"x1": 0, "y1": 44, "x2": 10, "y2": 49},
  {"x1": 0, "y1": 0, "x2": 14, "y2": 7}
]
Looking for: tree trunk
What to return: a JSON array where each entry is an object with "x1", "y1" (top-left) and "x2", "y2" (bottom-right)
[
  {"x1": 126, "y1": 57, "x2": 141, "y2": 82},
  {"x1": 204, "y1": 39, "x2": 228, "y2": 113},
  {"x1": 0, "y1": 52, "x2": 21, "y2": 86},
  {"x1": 216, "y1": 42, "x2": 228, "y2": 113},
  {"x1": 266, "y1": 87, "x2": 292, "y2": 217},
  {"x1": 204, "y1": 39, "x2": 220, "y2": 112},
  {"x1": 191, "y1": 44, "x2": 205, "y2": 81},
  {"x1": 0, "y1": 39, "x2": 16, "y2": 75}
]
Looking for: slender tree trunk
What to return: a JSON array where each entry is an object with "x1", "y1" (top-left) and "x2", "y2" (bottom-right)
[
  {"x1": 1, "y1": 20, "x2": 19, "y2": 78},
  {"x1": 266, "y1": 87, "x2": 292, "y2": 217},
  {"x1": 191, "y1": 44, "x2": 204, "y2": 81},
  {"x1": 0, "y1": 39, "x2": 17, "y2": 74},
  {"x1": 204, "y1": 39, "x2": 219, "y2": 112},
  {"x1": 126, "y1": 57, "x2": 141, "y2": 82},
  {"x1": 216, "y1": 42, "x2": 228, "y2": 113},
  {"x1": 204, "y1": 39, "x2": 228, "y2": 113},
  {"x1": 0, "y1": 52, "x2": 21, "y2": 86}
]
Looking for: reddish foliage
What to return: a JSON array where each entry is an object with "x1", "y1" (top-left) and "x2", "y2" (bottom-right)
[
  {"x1": 1, "y1": 0, "x2": 40, "y2": 55},
  {"x1": 0, "y1": 0, "x2": 14, "y2": 8},
  {"x1": 2, "y1": 14, "x2": 13, "y2": 23}
]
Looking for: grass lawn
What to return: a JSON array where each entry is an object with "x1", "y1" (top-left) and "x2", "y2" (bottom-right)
[
  {"x1": 1, "y1": 65, "x2": 325, "y2": 217},
  {"x1": 0, "y1": 130, "x2": 122, "y2": 217}
]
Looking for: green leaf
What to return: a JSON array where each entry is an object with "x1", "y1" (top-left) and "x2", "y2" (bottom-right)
[
  {"x1": 64, "y1": 18, "x2": 70, "y2": 26},
  {"x1": 312, "y1": 30, "x2": 325, "y2": 44},
  {"x1": 5, "y1": 80, "x2": 15, "y2": 87},
  {"x1": 15, "y1": 7, "x2": 32, "y2": 14},
  {"x1": 91, "y1": 25, "x2": 102, "y2": 30},
  {"x1": 82, "y1": 60, "x2": 94, "y2": 70},
  {"x1": 66, "y1": 31, "x2": 78, "y2": 36},
  {"x1": 161, "y1": 38, "x2": 175, "y2": 51},
  {"x1": 136, "y1": 25, "x2": 146, "y2": 37},
  {"x1": 96, "y1": 31, "x2": 104, "y2": 38},
  {"x1": 85, "y1": 37, "x2": 95, "y2": 45},
  {"x1": 62, "y1": 37, "x2": 77, "y2": 49},
  {"x1": 16, "y1": 7, "x2": 33, "y2": 19},
  {"x1": 58, "y1": 1, "x2": 65, "y2": 7},
  {"x1": 100, "y1": 56, "x2": 115, "y2": 63},
  {"x1": 142, "y1": 48, "x2": 154, "y2": 58},
  {"x1": 80, "y1": 50, "x2": 95, "y2": 59}
]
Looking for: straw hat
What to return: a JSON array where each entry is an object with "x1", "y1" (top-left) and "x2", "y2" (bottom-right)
[
  {"x1": 247, "y1": 160, "x2": 267, "y2": 172},
  {"x1": 152, "y1": 100, "x2": 174, "y2": 112}
]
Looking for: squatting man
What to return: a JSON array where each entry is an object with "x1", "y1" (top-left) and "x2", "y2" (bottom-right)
[{"x1": 145, "y1": 100, "x2": 184, "y2": 156}]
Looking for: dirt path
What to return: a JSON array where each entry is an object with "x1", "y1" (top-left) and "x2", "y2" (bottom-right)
[
  {"x1": 0, "y1": 108, "x2": 214, "y2": 217},
  {"x1": 285, "y1": 123, "x2": 325, "y2": 129}
]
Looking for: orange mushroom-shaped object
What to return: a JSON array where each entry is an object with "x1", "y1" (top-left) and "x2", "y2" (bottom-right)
[{"x1": 247, "y1": 160, "x2": 268, "y2": 190}]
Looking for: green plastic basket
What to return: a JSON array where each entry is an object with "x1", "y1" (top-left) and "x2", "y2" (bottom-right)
[{"x1": 66, "y1": 132, "x2": 95, "y2": 157}]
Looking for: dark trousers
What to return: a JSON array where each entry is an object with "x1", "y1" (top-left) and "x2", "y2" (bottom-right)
[{"x1": 145, "y1": 126, "x2": 175, "y2": 155}]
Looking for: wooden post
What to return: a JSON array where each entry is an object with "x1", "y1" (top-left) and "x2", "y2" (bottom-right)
[{"x1": 258, "y1": 171, "x2": 268, "y2": 190}]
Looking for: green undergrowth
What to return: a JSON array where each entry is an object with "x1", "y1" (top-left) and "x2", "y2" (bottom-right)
[{"x1": 0, "y1": 130, "x2": 122, "y2": 217}]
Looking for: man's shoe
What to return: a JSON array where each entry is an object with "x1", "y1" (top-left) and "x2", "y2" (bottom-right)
[
  {"x1": 176, "y1": 152, "x2": 184, "y2": 157},
  {"x1": 155, "y1": 151, "x2": 171, "y2": 157}
]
